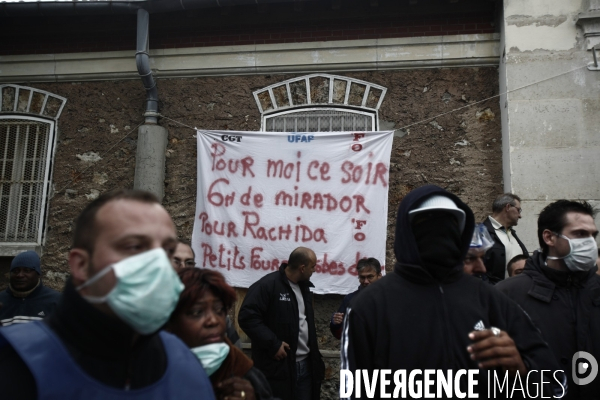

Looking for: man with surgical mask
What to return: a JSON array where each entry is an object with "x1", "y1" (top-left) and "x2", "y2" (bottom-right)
[
  {"x1": 497, "y1": 200, "x2": 600, "y2": 399},
  {"x1": 0, "y1": 190, "x2": 215, "y2": 399}
]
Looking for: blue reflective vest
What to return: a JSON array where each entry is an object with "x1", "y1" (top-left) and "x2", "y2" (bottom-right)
[{"x1": 0, "y1": 321, "x2": 216, "y2": 400}]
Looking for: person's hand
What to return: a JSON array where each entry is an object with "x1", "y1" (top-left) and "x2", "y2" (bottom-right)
[
  {"x1": 332, "y1": 312, "x2": 344, "y2": 325},
  {"x1": 467, "y1": 329, "x2": 527, "y2": 376},
  {"x1": 274, "y1": 341, "x2": 290, "y2": 361},
  {"x1": 216, "y1": 377, "x2": 255, "y2": 400}
]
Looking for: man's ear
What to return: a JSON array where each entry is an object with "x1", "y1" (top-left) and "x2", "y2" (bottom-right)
[
  {"x1": 69, "y1": 248, "x2": 91, "y2": 286},
  {"x1": 542, "y1": 229, "x2": 557, "y2": 249}
]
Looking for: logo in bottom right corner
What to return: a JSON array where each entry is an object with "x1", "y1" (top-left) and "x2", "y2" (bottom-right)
[{"x1": 572, "y1": 351, "x2": 598, "y2": 386}]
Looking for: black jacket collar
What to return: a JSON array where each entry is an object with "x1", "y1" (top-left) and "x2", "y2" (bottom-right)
[
  {"x1": 394, "y1": 261, "x2": 463, "y2": 285},
  {"x1": 47, "y1": 279, "x2": 145, "y2": 359},
  {"x1": 524, "y1": 251, "x2": 596, "y2": 302},
  {"x1": 483, "y1": 217, "x2": 528, "y2": 252},
  {"x1": 278, "y1": 262, "x2": 315, "y2": 290},
  {"x1": 6, "y1": 280, "x2": 44, "y2": 298}
]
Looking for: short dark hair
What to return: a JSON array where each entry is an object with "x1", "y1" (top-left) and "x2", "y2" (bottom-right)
[
  {"x1": 177, "y1": 240, "x2": 196, "y2": 258},
  {"x1": 537, "y1": 200, "x2": 597, "y2": 254},
  {"x1": 287, "y1": 247, "x2": 314, "y2": 270},
  {"x1": 171, "y1": 267, "x2": 237, "y2": 319},
  {"x1": 492, "y1": 193, "x2": 521, "y2": 213},
  {"x1": 507, "y1": 254, "x2": 528, "y2": 276},
  {"x1": 72, "y1": 189, "x2": 160, "y2": 254},
  {"x1": 357, "y1": 258, "x2": 382, "y2": 275}
]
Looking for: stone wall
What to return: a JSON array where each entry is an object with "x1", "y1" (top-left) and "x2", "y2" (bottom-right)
[{"x1": 499, "y1": 0, "x2": 600, "y2": 250}]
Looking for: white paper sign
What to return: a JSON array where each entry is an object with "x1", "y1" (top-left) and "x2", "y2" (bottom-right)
[{"x1": 192, "y1": 130, "x2": 393, "y2": 294}]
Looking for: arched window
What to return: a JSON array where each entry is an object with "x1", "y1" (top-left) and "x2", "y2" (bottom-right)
[
  {"x1": 0, "y1": 85, "x2": 66, "y2": 253},
  {"x1": 253, "y1": 74, "x2": 387, "y2": 132}
]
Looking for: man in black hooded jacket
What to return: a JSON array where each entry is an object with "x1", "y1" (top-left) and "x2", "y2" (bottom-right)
[{"x1": 341, "y1": 185, "x2": 565, "y2": 398}]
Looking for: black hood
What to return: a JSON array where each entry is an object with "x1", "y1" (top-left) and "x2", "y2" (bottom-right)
[{"x1": 394, "y1": 185, "x2": 475, "y2": 277}]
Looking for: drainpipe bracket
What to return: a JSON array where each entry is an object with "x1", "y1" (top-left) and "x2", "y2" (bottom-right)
[{"x1": 143, "y1": 111, "x2": 160, "y2": 124}]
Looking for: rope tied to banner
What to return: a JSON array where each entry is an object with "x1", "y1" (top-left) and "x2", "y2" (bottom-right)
[
  {"x1": 396, "y1": 64, "x2": 588, "y2": 132},
  {"x1": 158, "y1": 64, "x2": 590, "y2": 136}
]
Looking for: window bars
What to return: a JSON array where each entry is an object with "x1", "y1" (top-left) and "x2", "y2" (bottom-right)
[
  {"x1": 0, "y1": 118, "x2": 54, "y2": 245},
  {"x1": 264, "y1": 108, "x2": 374, "y2": 132}
]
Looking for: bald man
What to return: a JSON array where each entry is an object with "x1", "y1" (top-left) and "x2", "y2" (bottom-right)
[{"x1": 239, "y1": 247, "x2": 325, "y2": 400}]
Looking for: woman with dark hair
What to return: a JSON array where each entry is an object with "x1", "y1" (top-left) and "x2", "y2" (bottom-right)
[{"x1": 166, "y1": 268, "x2": 275, "y2": 400}]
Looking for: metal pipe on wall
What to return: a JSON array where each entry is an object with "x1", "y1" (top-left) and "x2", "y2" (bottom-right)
[
  {"x1": 133, "y1": 8, "x2": 168, "y2": 201},
  {"x1": 136, "y1": 9, "x2": 159, "y2": 125}
]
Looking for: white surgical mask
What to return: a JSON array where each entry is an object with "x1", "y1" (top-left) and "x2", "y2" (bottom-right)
[
  {"x1": 76, "y1": 248, "x2": 184, "y2": 334},
  {"x1": 191, "y1": 342, "x2": 230, "y2": 376},
  {"x1": 547, "y1": 234, "x2": 599, "y2": 272}
]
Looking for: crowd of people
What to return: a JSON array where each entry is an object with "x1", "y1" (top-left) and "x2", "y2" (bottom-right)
[{"x1": 0, "y1": 185, "x2": 598, "y2": 399}]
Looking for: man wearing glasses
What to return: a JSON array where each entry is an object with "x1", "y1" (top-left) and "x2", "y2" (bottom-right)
[
  {"x1": 329, "y1": 258, "x2": 381, "y2": 339},
  {"x1": 172, "y1": 241, "x2": 196, "y2": 271},
  {"x1": 483, "y1": 193, "x2": 529, "y2": 283}
]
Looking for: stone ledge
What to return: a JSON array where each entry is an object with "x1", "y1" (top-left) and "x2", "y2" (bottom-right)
[
  {"x1": 577, "y1": 10, "x2": 600, "y2": 50},
  {"x1": 0, "y1": 34, "x2": 500, "y2": 83}
]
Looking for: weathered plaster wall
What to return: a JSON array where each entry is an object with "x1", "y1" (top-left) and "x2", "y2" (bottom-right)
[
  {"x1": 500, "y1": 0, "x2": 600, "y2": 250},
  {"x1": 504, "y1": 0, "x2": 582, "y2": 51},
  {"x1": 0, "y1": 68, "x2": 500, "y2": 398}
]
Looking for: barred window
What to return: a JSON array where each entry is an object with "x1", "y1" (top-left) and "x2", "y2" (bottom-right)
[
  {"x1": 0, "y1": 117, "x2": 55, "y2": 245},
  {"x1": 264, "y1": 108, "x2": 374, "y2": 132}
]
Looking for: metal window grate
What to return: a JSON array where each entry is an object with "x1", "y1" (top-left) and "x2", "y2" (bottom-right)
[
  {"x1": 0, "y1": 119, "x2": 52, "y2": 243},
  {"x1": 265, "y1": 109, "x2": 373, "y2": 132}
]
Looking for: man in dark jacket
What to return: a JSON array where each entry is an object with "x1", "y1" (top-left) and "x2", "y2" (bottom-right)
[
  {"x1": 496, "y1": 200, "x2": 599, "y2": 399},
  {"x1": 0, "y1": 189, "x2": 214, "y2": 400},
  {"x1": 329, "y1": 257, "x2": 382, "y2": 339},
  {"x1": 342, "y1": 185, "x2": 565, "y2": 398},
  {"x1": 0, "y1": 251, "x2": 61, "y2": 326},
  {"x1": 239, "y1": 247, "x2": 325, "y2": 400},
  {"x1": 483, "y1": 193, "x2": 529, "y2": 283}
]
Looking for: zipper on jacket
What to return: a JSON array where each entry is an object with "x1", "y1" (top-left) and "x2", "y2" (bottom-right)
[
  {"x1": 566, "y1": 276, "x2": 577, "y2": 323},
  {"x1": 124, "y1": 347, "x2": 134, "y2": 390},
  {"x1": 438, "y1": 285, "x2": 455, "y2": 368}
]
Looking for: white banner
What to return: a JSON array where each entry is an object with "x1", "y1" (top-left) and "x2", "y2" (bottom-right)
[{"x1": 192, "y1": 130, "x2": 393, "y2": 294}]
